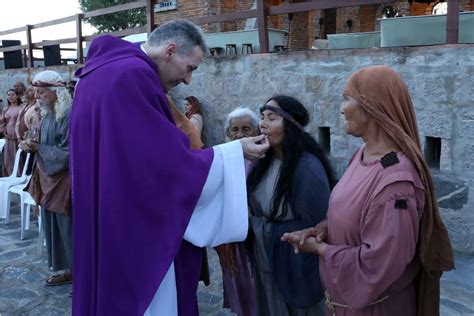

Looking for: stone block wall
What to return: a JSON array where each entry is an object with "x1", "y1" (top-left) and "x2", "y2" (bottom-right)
[
  {"x1": 0, "y1": 44, "x2": 473, "y2": 254},
  {"x1": 169, "y1": 44, "x2": 474, "y2": 254}
]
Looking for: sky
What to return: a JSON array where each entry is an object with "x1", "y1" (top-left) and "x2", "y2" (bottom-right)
[{"x1": 0, "y1": 0, "x2": 98, "y2": 57}]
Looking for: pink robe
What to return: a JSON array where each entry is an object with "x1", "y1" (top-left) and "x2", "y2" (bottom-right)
[
  {"x1": 320, "y1": 146, "x2": 425, "y2": 315},
  {"x1": 0, "y1": 105, "x2": 21, "y2": 176}
]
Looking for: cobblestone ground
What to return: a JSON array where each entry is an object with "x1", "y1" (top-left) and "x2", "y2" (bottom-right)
[{"x1": 1, "y1": 201, "x2": 473, "y2": 315}]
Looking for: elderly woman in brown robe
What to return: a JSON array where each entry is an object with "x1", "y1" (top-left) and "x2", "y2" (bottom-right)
[
  {"x1": 282, "y1": 65, "x2": 454, "y2": 316},
  {"x1": 0, "y1": 89, "x2": 22, "y2": 175}
]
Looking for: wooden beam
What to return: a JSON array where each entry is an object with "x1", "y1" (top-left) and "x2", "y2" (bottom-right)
[
  {"x1": 256, "y1": 0, "x2": 269, "y2": 53},
  {"x1": 82, "y1": 26, "x2": 148, "y2": 42},
  {"x1": 190, "y1": 10, "x2": 257, "y2": 25},
  {"x1": 83, "y1": 1, "x2": 146, "y2": 18},
  {"x1": 26, "y1": 25, "x2": 34, "y2": 68},
  {"x1": 31, "y1": 16, "x2": 76, "y2": 29},
  {"x1": 268, "y1": 0, "x2": 388, "y2": 16},
  {"x1": 146, "y1": 0, "x2": 155, "y2": 35},
  {"x1": 446, "y1": 0, "x2": 459, "y2": 44},
  {"x1": 0, "y1": 44, "x2": 28, "y2": 53},
  {"x1": 33, "y1": 38, "x2": 77, "y2": 47},
  {"x1": 76, "y1": 14, "x2": 84, "y2": 64},
  {"x1": 0, "y1": 26, "x2": 25, "y2": 36}
]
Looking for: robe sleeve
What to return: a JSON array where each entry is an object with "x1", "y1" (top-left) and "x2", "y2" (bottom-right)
[
  {"x1": 323, "y1": 180, "x2": 423, "y2": 309},
  {"x1": 184, "y1": 140, "x2": 248, "y2": 248},
  {"x1": 36, "y1": 113, "x2": 70, "y2": 176},
  {"x1": 272, "y1": 154, "x2": 330, "y2": 234}
]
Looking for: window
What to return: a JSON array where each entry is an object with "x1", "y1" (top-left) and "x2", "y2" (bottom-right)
[
  {"x1": 318, "y1": 127, "x2": 331, "y2": 155},
  {"x1": 425, "y1": 136, "x2": 441, "y2": 169}
]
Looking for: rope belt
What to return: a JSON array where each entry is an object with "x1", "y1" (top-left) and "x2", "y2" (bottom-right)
[{"x1": 324, "y1": 291, "x2": 389, "y2": 316}]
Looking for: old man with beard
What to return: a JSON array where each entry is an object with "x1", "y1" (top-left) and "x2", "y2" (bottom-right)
[{"x1": 21, "y1": 70, "x2": 73, "y2": 288}]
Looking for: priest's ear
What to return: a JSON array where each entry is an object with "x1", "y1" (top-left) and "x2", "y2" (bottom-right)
[{"x1": 164, "y1": 43, "x2": 178, "y2": 59}]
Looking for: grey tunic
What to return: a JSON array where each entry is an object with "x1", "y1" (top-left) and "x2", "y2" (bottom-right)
[
  {"x1": 250, "y1": 157, "x2": 325, "y2": 316},
  {"x1": 31, "y1": 109, "x2": 72, "y2": 271}
]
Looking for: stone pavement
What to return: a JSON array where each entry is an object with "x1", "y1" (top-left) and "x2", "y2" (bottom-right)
[{"x1": 1, "y1": 201, "x2": 473, "y2": 315}]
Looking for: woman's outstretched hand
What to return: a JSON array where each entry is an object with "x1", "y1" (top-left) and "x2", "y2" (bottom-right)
[{"x1": 281, "y1": 218, "x2": 329, "y2": 256}]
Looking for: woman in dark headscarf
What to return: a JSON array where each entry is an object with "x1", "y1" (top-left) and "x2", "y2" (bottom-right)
[
  {"x1": 248, "y1": 95, "x2": 335, "y2": 315},
  {"x1": 282, "y1": 65, "x2": 454, "y2": 316}
]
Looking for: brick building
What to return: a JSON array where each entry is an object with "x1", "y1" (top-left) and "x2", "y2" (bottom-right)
[{"x1": 153, "y1": 0, "x2": 474, "y2": 51}]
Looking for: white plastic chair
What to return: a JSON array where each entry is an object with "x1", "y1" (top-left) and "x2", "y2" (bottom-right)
[
  {"x1": 8, "y1": 177, "x2": 32, "y2": 239},
  {"x1": 23, "y1": 194, "x2": 44, "y2": 253},
  {"x1": 0, "y1": 149, "x2": 31, "y2": 222}
]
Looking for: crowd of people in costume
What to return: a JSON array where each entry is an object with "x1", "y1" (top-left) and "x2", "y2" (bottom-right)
[{"x1": 0, "y1": 19, "x2": 454, "y2": 316}]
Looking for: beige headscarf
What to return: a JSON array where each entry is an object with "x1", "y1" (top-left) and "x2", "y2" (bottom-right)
[{"x1": 343, "y1": 65, "x2": 454, "y2": 316}]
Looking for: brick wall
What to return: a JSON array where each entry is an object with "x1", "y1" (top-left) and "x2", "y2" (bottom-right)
[
  {"x1": 154, "y1": 0, "x2": 208, "y2": 27},
  {"x1": 359, "y1": 5, "x2": 378, "y2": 32},
  {"x1": 152, "y1": 0, "x2": 473, "y2": 49}
]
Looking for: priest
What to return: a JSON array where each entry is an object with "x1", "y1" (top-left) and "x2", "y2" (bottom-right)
[{"x1": 70, "y1": 20, "x2": 269, "y2": 315}]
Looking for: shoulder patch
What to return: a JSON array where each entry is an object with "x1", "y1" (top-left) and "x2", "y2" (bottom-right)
[
  {"x1": 380, "y1": 152, "x2": 399, "y2": 168},
  {"x1": 394, "y1": 199, "x2": 408, "y2": 210}
]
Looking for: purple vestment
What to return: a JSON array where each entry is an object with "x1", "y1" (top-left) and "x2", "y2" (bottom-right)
[{"x1": 70, "y1": 35, "x2": 214, "y2": 315}]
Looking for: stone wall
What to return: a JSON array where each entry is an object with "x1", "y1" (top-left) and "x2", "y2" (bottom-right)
[
  {"x1": 170, "y1": 44, "x2": 474, "y2": 254},
  {"x1": 0, "y1": 45, "x2": 473, "y2": 254},
  {"x1": 0, "y1": 66, "x2": 79, "y2": 107}
]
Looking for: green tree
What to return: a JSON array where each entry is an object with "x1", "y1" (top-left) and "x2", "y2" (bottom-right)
[{"x1": 79, "y1": 0, "x2": 147, "y2": 33}]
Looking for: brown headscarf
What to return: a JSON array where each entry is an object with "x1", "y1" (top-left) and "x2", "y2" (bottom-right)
[
  {"x1": 343, "y1": 65, "x2": 454, "y2": 316},
  {"x1": 166, "y1": 95, "x2": 203, "y2": 149}
]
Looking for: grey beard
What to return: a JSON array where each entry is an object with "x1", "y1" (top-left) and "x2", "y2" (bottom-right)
[{"x1": 38, "y1": 100, "x2": 52, "y2": 117}]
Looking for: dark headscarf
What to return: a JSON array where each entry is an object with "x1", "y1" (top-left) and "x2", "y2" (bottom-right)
[{"x1": 344, "y1": 65, "x2": 454, "y2": 316}]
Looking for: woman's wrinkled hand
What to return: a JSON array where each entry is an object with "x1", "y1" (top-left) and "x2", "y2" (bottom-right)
[
  {"x1": 281, "y1": 218, "x2": 329, "y2": 256},
  {"x1": 20, "y1": 140, "x2": 38, "y2": 153}
]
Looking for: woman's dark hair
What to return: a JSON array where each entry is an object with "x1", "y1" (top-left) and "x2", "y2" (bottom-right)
[
  {"x1": 6, "y1": 89, "x2": 20, "y2": 106},
  {"x1": 184, "y1": 95, "x2": 202, "y2": 118},
  {"x1": 247, "y1": 95, "x2": 336, "y2": 221}
]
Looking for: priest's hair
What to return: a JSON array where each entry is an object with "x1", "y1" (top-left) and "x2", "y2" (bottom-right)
[
  {"x1": 147, "y1": 20, "x2": 207, "y2": 56},
  {"x1": 32, "y1": 70, "x2": 72, "y2": 122}
]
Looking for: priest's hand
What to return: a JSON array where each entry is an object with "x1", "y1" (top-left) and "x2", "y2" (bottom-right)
[{"x1": 239, "y1": 135, "x2": 270, "y2": 161}]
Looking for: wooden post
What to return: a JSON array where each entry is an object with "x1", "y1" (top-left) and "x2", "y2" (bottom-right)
[
  {"x1": 146, "y1": 0, "x2": 155, "y2": 35},
  {"x1": 446, "y1": 0, "x2": 459, "y2": 44},
  {"x1": 25, "y1": 25, "x2": 33, "y2": 68},
  {"x1": 76, "y1": 14, "x2": 84, "y2": 64},
  {"x1": 256, "y1": 0, "x2": 269, "y2": 53}
]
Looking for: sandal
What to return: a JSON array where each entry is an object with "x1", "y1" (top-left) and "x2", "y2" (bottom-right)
[{"x1": 45, "y1": 272, "x2": 73, "y2": 286}]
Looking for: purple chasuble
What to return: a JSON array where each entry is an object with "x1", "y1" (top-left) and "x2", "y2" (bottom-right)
[{"x1": 70, "y1": 35, "x2": 214, "y2": 315}]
